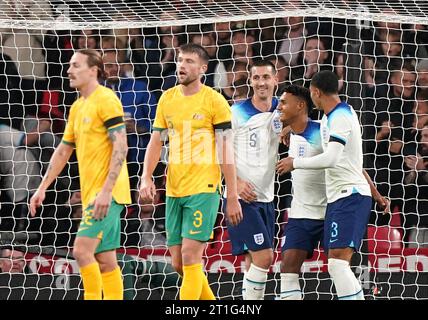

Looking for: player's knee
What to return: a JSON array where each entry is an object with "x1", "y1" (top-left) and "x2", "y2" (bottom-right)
[
  {"x1": 181, "y1": 246, "x2": 201, "y2": 266},
  {"x1": 73, "y1": 246, "x2": 92, "y2": 265},
  {"x1": 252, "y1": 250, "x2": 274, "y2": 269}
]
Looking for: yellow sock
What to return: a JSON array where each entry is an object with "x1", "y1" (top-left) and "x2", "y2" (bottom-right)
[
  {"x1": 200, "y1": 273, "x2": 216, "y2": 300},
  {"x1": 180, "y1": 263, "x2": 203, "y2": 300},
  {"x1": 80, "y1": 262, "x2": 102, "y2": 300},
  {"x1": 101, "y1": 267, "x2": 124, "y2": 300}
]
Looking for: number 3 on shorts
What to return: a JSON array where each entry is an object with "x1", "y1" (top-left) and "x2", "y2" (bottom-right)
[{"x1": 193, "y1": 210, "x2": 203, "y2": 228}]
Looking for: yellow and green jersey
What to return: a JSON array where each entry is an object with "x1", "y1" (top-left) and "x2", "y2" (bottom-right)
[
  {"x1": 62, "y1": 85, "x2": 131, "y2": 208},
  {"x1": 153, "y1": 84, "x2": 231, "y2": 197}
]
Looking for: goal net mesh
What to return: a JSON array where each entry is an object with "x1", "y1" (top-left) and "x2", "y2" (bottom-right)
[{"x1": 0, "y1": 0, "x2": 427, "y2": 300}]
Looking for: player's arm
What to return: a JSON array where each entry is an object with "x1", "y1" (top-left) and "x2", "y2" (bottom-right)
[
  {"x1": 30, "y1": 141, "x2": 74, "y2": 216},
  {"x1": 277, "y1": 114, "x2": 350, "y2": 174},
  {"x1": 215, "y1": 127, "x2": 243, "y2": 226},
  {"x1": 93, "y1": 124, "x2": 128, "y2": 219},
  {"x1": 362, "y1": 169, "x2": 390, "y2": 214},
  {"x1": 276, "y1": 141, "x2": 344, "y2": 174},
  {"x1": 140, "y1": 130, "x2": 163, "y2": 202}
]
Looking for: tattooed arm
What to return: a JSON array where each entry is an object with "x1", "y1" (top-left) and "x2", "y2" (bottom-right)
[
  {"x1": 30, "y1": 142, "x2": 74, "y2": 216},
  {"x1": 92, "y1": 126, "x2": 128, "y2": 220}
]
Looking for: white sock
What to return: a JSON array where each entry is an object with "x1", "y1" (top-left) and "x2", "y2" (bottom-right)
[
  {"x1": 242, "y1": 263, "x2": 268, "y2": 300},
  {"x1": 241, "y1": 271, "x2": 247, "y2": 298},
  {"x1": 280, "y1": 273, "x2": 302, "y2": 300},
  {"x1": 328, "y1": 258, "x2": 361, "y2": 300},
  {"x1": 351, "y1": 274, "x2": 365, "y2": 300}
]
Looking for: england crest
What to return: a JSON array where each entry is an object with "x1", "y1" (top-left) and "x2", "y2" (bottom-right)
[
  {"x1": 253, "y1": 233, "x2": 264, "y2": 245},
  {"x1": 271, "y1": 110, "x2": 283, "y2": 134}
]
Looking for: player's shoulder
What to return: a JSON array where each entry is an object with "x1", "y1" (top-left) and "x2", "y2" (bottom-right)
[
  {"x1": 202, "y1": 85, "x2": 229, "y2": 103},
  {"x1": 231, "y1": 97, "x2": 251, "y2": 111},
  {"x1": 96, "y1": 85, "x2": 121, "y2": 102},
  {"x1": 327, "y1": 101, "x2": 354, "y2": 119}
]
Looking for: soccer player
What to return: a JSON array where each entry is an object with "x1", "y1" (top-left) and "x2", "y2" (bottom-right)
[
  {"x1": 276, "y1": 72, "x2": 389, "y2": 300},
  {"x1": 30, "y1": 49, "x2": 131, "y2": 300},
  {"x1": 139, "y1": 43, "x2": 242, "y2": 300},
  {"x1": 276, "y1": 85, "x2": 327, "y2": 300},
  {"x1": 226, "y1": 60, "x2": 281, "y2": 300}
]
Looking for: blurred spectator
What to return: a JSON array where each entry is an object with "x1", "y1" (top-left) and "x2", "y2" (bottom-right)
[
  {"x1": 365, "y1": 61, "x2": 417, "y2": 157},
  {"x1": 220, "y1": 61, "x2": 249, "y2": 104},
  {"x1": 363, "y1": 56, "x2": 376, "y2": 96},
  {"x1": 0, "y1": 0, "x2": 52, "y2": 112},
  {"x1": 370, "y1": 126, "x2": 412, "y2": 233},
  {"x1": 277, "y1": 16, "x2": 306, "y2": 67},
  {"x1": 190, "y1": 33, "x2": 223, "y2": 88},
  {"x1": 103, "y1": 49, "x2": 157, "y2": 196},
  {"x1": 267, "y1": 55, "x2": 290, "y2": 95},
  {"x1": 101, "y1": 35, "x2": 127, "y2": 64},
  {"x1": 230, "y1": 29, "x2": 258, "y2": 67},
  {"x1": 123, "y1": 167, "x2": 166, "y2": 248},
  {"x1": 44, "y1": 30, "x2": 74, "y2": 90},
  {"x1": 214, "y1": 20, "x2": 235, "y2": 60},
  {"x1": 408, "y1": 90, "x2": 428, "y2": 145},
  {"x1": 230, "y1": 78, "x2": 252, "y2": 104},
  {"x1": 403, "y1": 125, "x2": 428, "y2": 237},
  {"x1": 416, "y1": 59, "x2": 428, "y2": 90},
  {"x1": 20, "y1": 87, "x2": 76, "y2": 171},
  {"x1": 372, "y1": 30, "x2": 406, "y2": 85},
  {"x1": 0, "y1": 125, "x2": 41, "y2": 231},
  {"x1": 258, "y1": 18, "x2": 279, "y2": 58},
  {"x1": 0, "y1": 51, "x2": 23, "y2": 130},
  {"x1": 334, "y1": 52, "x2": 346, "y2": 96},
  {"x1": 0, "y1": 248, "x2": 26, "y2": 273},
  {"x1": 71, "y1": 29, "x2": 100, "y2": 50},
  {"x1": 299, "y1": 36, "x2": 332, "y2": 87}
]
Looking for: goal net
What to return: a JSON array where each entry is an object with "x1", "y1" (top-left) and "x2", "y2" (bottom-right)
[{"x1": 0, "y1": 0, "x2": 427, "y2": 300}]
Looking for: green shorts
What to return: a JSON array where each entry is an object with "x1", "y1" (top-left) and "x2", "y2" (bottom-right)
[
  {"x1": 166, "y1": 192, "x2": 220, "y2": 246},
  {"x1": 76, "y1": 200, "x2": 124, "y2": 254}
]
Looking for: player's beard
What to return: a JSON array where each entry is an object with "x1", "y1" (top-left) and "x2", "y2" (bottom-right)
[{"x1": 179, "y1": 73, "x2": 199, "y2": 86}]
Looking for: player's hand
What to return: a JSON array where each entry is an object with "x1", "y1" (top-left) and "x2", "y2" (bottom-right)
[
  {"x1": 374, "y1": 194, "x2": 391, "y2": 215},
  {"x1": 405, "y1": 154, "x2": 425, "y2": 171},
  {"x1": 280, "y1": 126, "x2": 292, "y2": 146},
  {"x1": 92, "y1": 190, "x2": 112, "y2": 220},
  {"x1": 237, "y1": 179, "x2": 257, "y2": 203},
  {"x1": 376, "y1": 121, "x2": 393, "y2": 141},
  {"x1": 29, "y1": 188, "x2": 46, "y2": 217},
  {"x1": 226, "y1": 197, "x2": 243, "y2": 227},
  {"x1": 276, "y1": 157, "x2": 295, "y2": 175},
  {"x1": 139, "y1": 177, "x2": 156, "y2": 202}
]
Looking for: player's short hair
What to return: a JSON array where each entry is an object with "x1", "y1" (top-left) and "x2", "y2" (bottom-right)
[
  {"x1": 283, "y1": 84, "x2": 313, "y2": 114},
  {"x1": 250, "y1": 59, "x2": 276, "y2": 75},
  {"x1": 179, "y1": 43, "x2": 210, "y2": 64},
  {"x1": 77, "y1": 49, "x2": 107, "y2": 80},
  {"x1": 311, "y1": 70, "x2": 339, "y2": 95}
]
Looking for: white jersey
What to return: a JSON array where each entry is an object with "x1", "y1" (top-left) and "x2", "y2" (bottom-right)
[
  {"x1": 288, "y1": 120, "x2": 327, "y2": 220},
  {"x1": 228, "y1": 97, "x2": 281, "y2": 202},
  {"x1": 321, "y1": 102, "x2": 371, "y2": 203}
]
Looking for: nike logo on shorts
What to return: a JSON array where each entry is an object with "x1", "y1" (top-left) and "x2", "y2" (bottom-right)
[{"x1": 189, "y1": 230, "x2": 202, "y2": 235}]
